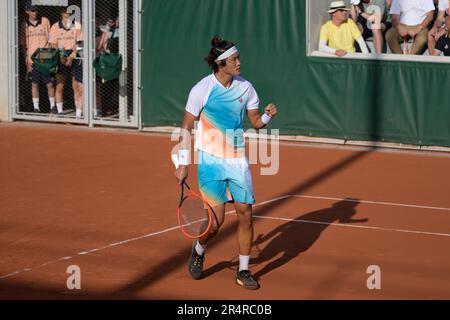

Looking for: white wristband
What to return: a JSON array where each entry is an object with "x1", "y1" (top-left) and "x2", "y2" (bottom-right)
[
  {"x1": 261, "y1": 113, "x2": 272, "y2": 125},
  {"x1": 178, "y1": 149, "x2": 190, "y2": 166}
]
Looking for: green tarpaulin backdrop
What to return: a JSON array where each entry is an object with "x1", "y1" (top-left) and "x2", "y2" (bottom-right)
[{"x1": 141, "y1": 0, "x2": 450, "y2": 147}]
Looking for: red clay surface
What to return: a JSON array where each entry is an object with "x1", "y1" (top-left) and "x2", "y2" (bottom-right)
[{"x1": 0, "y1": 122, "x2": 449, "y2": 300}]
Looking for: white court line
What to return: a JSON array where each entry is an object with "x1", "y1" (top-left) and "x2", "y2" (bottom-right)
[
  {"x1": 253, "y1": 216, "x2": 450, "y2": 238},
  {"x1": 0, "y1": 225, "x2": 181, "y2": 280},
  {"x1": 0, "y1": 196, "x2": 287, "y2": 280},
  {"x1": 290, "y1": 195, "x2": 450, "y2": 212},
  {"x1": 1, "y1": 194, "x2": 448, "y2": 280}
]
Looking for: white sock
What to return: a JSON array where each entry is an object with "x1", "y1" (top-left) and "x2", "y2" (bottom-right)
[
  {"x1": 49, "y1": 97, "x2": 56, "y2": 108},
  {"x1": 33, "y1": 98, "x2": 39, "y2": 110},
  {"x1": 239, "y1": 255, "x2": 250, "y2": 271},
  {"x1": 76, "y1": 108, "x2": 83, "y2": 118},
  {"x1": 195, "y1": 240, "x2": 206, "y2": 256},
  {"x1": 56, "y1": 102, "x2": 63, "y2": 114}
]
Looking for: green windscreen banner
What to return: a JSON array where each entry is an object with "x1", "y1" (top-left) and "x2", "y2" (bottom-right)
[{"x1": 141, "y1": 0, "x2": 450, "y2": 148}]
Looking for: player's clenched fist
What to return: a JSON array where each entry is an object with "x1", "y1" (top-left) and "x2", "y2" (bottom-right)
[{"x1": 265, "y1": 104, "x2": 278, "y2": 118}]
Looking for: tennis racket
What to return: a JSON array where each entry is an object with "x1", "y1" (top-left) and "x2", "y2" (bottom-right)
[{"x1": 172, "y1": 153, "x2": 215, "y2": 239}]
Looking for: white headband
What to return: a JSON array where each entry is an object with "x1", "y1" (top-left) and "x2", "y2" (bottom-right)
[{"x1": 216, "y1": 46, "x2": 239, "y2": 61}]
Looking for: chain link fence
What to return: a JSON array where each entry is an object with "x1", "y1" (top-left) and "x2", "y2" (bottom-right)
[
  {"x1": 18, "y1": 0, "x2": 84, "y2": 119},
  {"x1": 15, "y1": 0, "x2": 137, "y2": 125},
  {"x1": 94, "y1": 0, "x2": 135, "y2": 123}
]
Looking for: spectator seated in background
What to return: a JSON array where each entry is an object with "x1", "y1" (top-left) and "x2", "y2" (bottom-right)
[
  {"x1": 428, "y1": 0, "x2": 449, "y2": 53},
  {"x1": 97, "y1": 17, "x2": 119, "y2": 54},
  {"x1": 386, "y1": 0, "x2": 435, "y2": 55},
  {"x1": 350, "y1": 0, "x2": 389, "y2": 54},
  {"x1": 319, "y1": 1, "x2": 369, "y2": 57},
  {"x1": 432, "y1": 14, "x2": 450, "y2": 55}
]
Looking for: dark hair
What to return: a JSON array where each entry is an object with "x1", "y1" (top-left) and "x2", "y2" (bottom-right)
[
  {"x1": 26, "y1": 0, "x2": 38, "y2": 12},
  {"x1": 26, "y1": 6, "x2": 38, "y2": 12},
  {"x1": 204, "y1": 36, "x2": 235, "y2": 72}
]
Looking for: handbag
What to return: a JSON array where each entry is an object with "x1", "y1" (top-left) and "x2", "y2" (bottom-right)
[
  {"x1": 31, "y1": 48, "x2": 60, "y2": 75},
  {"x1": 94, "y1": 52, "x2": 123, "y2": 83}
]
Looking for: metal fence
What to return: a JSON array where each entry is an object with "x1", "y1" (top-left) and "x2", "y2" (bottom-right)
[
  {"x1": 93, "y1": 0, "x2": 136, "y2": 124},
  {"x1": 12, "y1": 0, "x2": 139, "y2": 127}
]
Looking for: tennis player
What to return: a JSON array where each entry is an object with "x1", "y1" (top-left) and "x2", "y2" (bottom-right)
[{"x1": 175, "y1": 36, "x2": 277, "y2": 290}]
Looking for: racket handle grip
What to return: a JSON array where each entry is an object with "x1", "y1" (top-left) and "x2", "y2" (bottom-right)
[
  {"x1": 171, "y1": 154, "x2": 179, "y2": 169},
  {"x1": 178, "y1": 149, "x2": 190, "y2": 166}
]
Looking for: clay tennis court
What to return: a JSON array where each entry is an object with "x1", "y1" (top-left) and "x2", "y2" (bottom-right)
[{"x1": 0, "y1": 122, "x2": 449, "y2": 300}]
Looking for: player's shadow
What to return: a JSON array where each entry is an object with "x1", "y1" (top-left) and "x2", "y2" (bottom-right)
[{"x1": 202, "y1": 199, "x2": 367, "y2": 279}]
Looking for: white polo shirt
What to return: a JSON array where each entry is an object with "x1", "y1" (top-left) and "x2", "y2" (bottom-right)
[
  {"x1": 390, "y1": 0, "x2": 435, "y2": 26},
  {"x1": 438, "y1": 0, "x2": 449, "y2": 12}
]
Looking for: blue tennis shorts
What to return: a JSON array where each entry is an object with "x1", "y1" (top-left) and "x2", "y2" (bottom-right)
[{"x1": 197, "y1": 151, "x2": 255, "y2": 207}]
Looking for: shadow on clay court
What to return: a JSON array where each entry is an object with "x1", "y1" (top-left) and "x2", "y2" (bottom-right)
[
  {"x1": 114, "y1": 148, "x2": 376, "y2": 296},
  {"x1": 203, "y1": 199, "x2": 367, "y2": 280}
]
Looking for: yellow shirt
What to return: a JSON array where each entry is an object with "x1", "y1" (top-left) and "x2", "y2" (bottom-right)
[{"x1": 319, "y1": 19, "x2": 362, "y2": 53}]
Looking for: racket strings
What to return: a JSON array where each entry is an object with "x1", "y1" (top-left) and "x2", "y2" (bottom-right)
[{"x1": 179, "y1": 195, "x2": 211, "y2": 238}]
